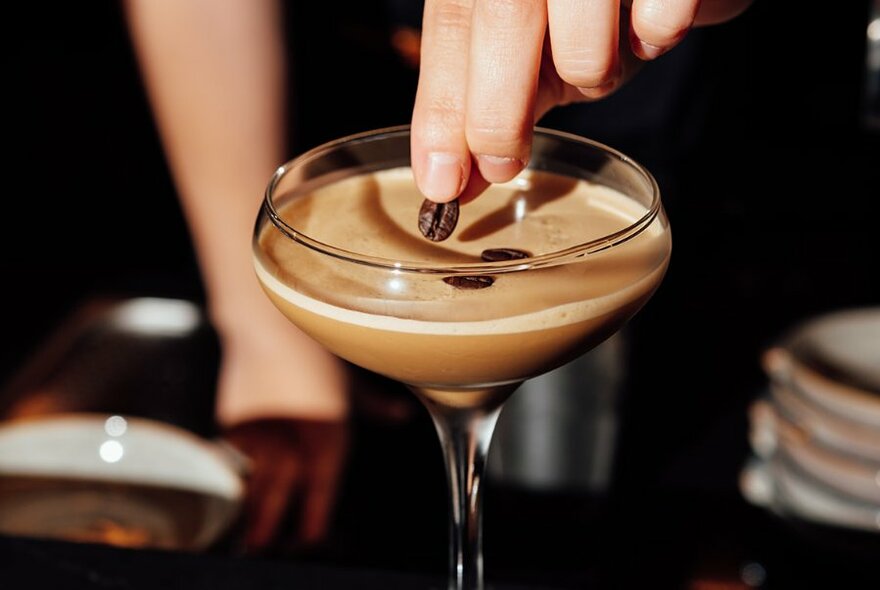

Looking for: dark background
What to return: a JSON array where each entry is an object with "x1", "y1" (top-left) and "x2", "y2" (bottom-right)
[{"x1": 2, "y1": 1, "x2": 879, "y2": 588}]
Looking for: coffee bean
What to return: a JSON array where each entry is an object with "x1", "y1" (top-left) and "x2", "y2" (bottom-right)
[
  {"x1": 418, "y1": 198, "x2": 460, "y2": 242},
  {"x1": 480, "y1": 248, "x2": 531, "y2": 262},
  {"x1": 443, "y1": 276, "x2": 495, "y2": 289}
]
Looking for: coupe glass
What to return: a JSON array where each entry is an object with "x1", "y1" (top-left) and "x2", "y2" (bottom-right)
[{"x1": 253, "y1": 126, "x2": 670, "y2": 589}]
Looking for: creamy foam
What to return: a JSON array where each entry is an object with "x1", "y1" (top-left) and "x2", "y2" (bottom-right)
[{"x1": 255, "y1": 257, "x2": 663, "y2": 335}]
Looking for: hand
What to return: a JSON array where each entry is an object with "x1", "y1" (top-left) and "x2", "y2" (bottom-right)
[
  {"x1": 411, "y1": 0, "x2": 753, "y2": 202},
  {"x1": 212, "y1": 294, "x2": 416, "y2": 551},
  {"x1": 223, "y1": 417, "x2": 348, "y2": 552},
  {"x1": 217, "y1": 345, "x2": 416, "y2": 553},
  {"x1": 212, "y1": 294, "x2": 350, "y2": 551}
]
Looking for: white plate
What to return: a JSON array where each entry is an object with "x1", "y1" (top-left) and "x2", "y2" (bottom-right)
[
  {"x1": 751, "y1": 401, "x2": 880, "y2": 505},
  {"x1": 764, "y1": 308, "x2": 880, "y2": 428},
  {"x1": 0, "y1": 414, "x2": 243, "y2": 549},
  {"x1": 770, "y1": 384, "x2": 880, "y2": 462},
  {"x1": 741, "y1": 457, "x2": 880, "y2": 533},
  {"x1": 748, "y1": 399, "x2": 880, "y2": 505},
  {"x1": 787, "y1": 308, "x2": 880, "y2": 388}
]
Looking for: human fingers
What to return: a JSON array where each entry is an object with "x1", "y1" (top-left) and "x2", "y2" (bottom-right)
[
  {"x1": 535, "y1": 6, "x2": 643, "y2": 119},
  {"x1": 629, "y1": 0, "x2": 701, "y2": 60},
  {"x1": 296, "y1": 422, "x2": 349, "y2": 546},
  {"x1": 411, "y1": 0, "x2": 475, "y2": 203},
  {"x1": 547, "y1": 0, "x2": 621, "y2": 97},
  {"x1": 243, "y1": 452, "x2": 301, "y2": 551},
  {"x1": 465, "y1": 0, "x2": 548, "y2": 183},
  {"x1": 457, "y1": 165, "x2": 491, "y2": 205},
  {"x1": 224, "y1": 420, "x2": 304, "y2": 552}
]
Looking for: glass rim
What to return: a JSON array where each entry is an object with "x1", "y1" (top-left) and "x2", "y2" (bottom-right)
[{"x1": 263, "y1": 125, "x2": 662, "y2": 274}]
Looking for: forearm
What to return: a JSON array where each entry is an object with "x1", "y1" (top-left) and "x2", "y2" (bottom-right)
[
  {"x1": 125, "y1": 0, "x2": 285, "y2": 326},
  {"x1": 126, "y1": 0, "x2": 348, "y2": 423}
]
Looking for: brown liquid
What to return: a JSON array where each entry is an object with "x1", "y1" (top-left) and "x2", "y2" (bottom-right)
[
  {"x1": 255, "y1": 168, "x2": 670, "y2": 390},
  {"x1": 0, "y1": 475, "x2": 238, "y2": 550}
]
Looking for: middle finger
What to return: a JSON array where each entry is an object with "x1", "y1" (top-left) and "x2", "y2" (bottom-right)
[{"x1": 466, "y1": 0, "x2": 548, "y2": 183}]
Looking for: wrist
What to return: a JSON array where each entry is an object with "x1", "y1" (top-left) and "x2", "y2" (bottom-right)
[{"x1": 212, "y1": 311, "x2": 351, "y2": 429}]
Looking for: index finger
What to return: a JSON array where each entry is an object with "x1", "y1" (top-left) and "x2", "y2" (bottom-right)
[{"x1": 411, "y1": 0, "x2": 475, "y2": 203}]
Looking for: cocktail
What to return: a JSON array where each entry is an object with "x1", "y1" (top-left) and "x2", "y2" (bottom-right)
[{"x1": 253, "y1": 126, "x2": 670, "y2": 589}]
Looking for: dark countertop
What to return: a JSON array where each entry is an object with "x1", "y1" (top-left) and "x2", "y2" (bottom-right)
[
  {"x1": 0, "y1": 535, "x2": 452, "y2": 590},
  {"x1": 2, "y1": 488, "x2": 879, "y2": 589}
]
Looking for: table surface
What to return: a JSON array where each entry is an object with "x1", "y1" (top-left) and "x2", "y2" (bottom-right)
[{"x1": 2, "y1": 488, "x2": 879, "y2": 589}]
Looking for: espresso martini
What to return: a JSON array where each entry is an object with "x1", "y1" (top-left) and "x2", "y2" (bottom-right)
[{"x1": 254, "y1": 168, "x2": 670, "y2": 394}]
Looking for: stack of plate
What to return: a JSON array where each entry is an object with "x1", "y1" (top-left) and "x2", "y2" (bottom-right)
[{"x1": 741, "y1": 308, "x2": 880, "y2": 532}]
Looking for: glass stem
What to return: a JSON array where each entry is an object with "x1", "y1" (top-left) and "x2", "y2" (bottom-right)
[{"x1": 416, "y1": 388, "x2": 511, "y2": 590}]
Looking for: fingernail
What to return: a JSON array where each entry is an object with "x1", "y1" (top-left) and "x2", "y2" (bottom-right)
[
  {"x1": 422, "y1": 152, "x2": 464, "y2": 201},
  {"x1": 579, "y1": 79, "x2": 619, "y2": 100},
  {"x1": 580, "y1": 62, "x2": 621, "y2": 99},
  {"x1": 476, "y1": 154, "x2": 523, "y2": 183},
  {"x1": 634, "y1": 40, "x2": 667, "y2": 60}
]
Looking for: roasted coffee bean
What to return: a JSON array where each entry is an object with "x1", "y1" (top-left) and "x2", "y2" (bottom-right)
[
  {"x1": 443, "y1": 276, "x2": 495, "y2": 289},
  {"x1": 418, "y1": 198, "x2": 460, "y2": 242},
  {"x1": 480, "y1": 248, "x2": 531, "y2": 262}
]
